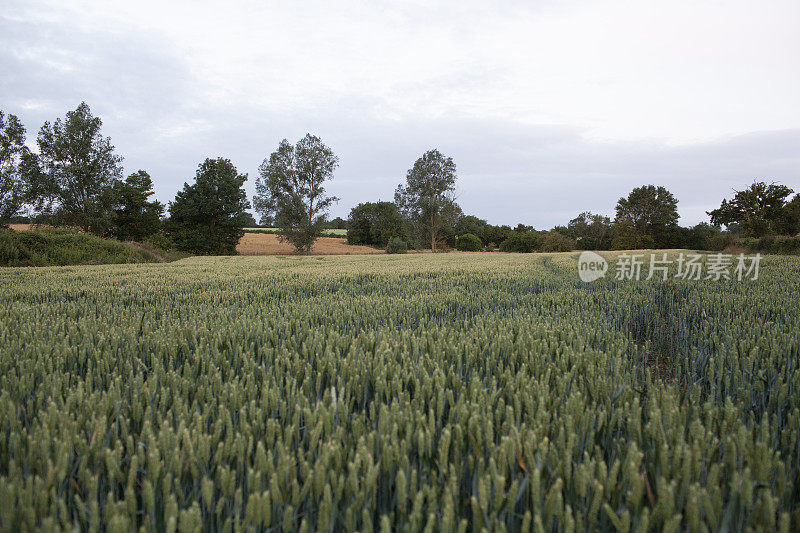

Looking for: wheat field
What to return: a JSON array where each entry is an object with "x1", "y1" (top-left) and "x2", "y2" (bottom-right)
[{"x1": 1, "y1": 253, "x2": 798, "y2": 531}]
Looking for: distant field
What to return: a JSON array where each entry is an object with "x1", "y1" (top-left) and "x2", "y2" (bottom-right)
[
  {"x1": 1, "y1": 253, "x2": 798, "y2": 530},
  {"x1": 237, "y1": 232, "x2": 380, "y2": 255},
  {"x1": 245, "y1": 227, "x2": 348, "y2": 236}
]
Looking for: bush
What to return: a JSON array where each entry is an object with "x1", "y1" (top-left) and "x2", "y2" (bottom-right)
[
  {"x1": 347, "y1": 202, "x2": 405, "y2": 247},
  {"x1": 385, "y1": 237, "x2": 408, "y2": 254},
  {"x1": 143, "y1": 231, "x2": 175, "y2": 251},
  {"x1": 499, "y1": 231, "x2": 539, "y2": 253},
  {"x1": 772, "y1": 236, "x2": 800, "y2": 254},
  {"x1": 0, "y1": 227, "x2": 174, "y2": 267},
  {"x1": 735, "y1": 235, "x2": 800, "y2": 254},
  {"x1": 455, "y1": 233, "x2": 482, "y2": 251},
  {"x1": 708, "y1": 232, "x2": 735, "y2": 251}
]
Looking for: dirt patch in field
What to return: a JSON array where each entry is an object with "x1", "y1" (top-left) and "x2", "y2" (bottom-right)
[
  {"x1": 9, "y1": 224, "x2": 36, "y2": 231},
  {"x1": 236, "y1": 232, "x2": 383, "y2": 255}
]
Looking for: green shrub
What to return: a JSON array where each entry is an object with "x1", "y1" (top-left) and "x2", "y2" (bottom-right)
[
  {"x1": 540, "y1": 231, "x2": 577, "y2": 252},
  {"x1": 455, "y1": 233, "x2": 482, "y2": 251},
  {"x1": 144, "y1": 231, "x2": 176, "y2": 251},
  {"x1": 0, "y1": 228, "x2": 171, "y2": 266},
  {"x1": 708, "y1": 232, "x2": 735, "y2": 251},
  {"x1": 385, "y1": 237, "x2": 408, "y2": 254},
  {"x1": 771, "y1": 236, "x2": 800, "y2": 254},
  {"x1": 499, "y1": 231, "x2": 539, "y2": 253}
]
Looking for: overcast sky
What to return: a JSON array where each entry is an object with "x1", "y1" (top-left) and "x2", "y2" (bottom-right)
[{"x1": 2, "y1": 0, "x2": 799, "y2": 227}]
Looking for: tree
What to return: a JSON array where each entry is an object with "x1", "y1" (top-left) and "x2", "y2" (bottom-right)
[
  {"x1": 499, "y1": 231, "x2": 540, "y2": 253},
  {"x1": 455, "y1": 215, "x2": 488, "y2": 243},
  {"x1": 346, "y1": 201, "x2": 405, "y2": 247},
  {"x1": 327, "y1": 216, "x2": 347, "y2": 229},
  {"x1": 708, "y1": 181, "x2": 794, "y2": 237},
  {"x1": 32, "y1": 102, "x2": 123, "y2": 234},
  {"x1": 541, "y1": 231, "x2": 577, "y2": 252},
  {"x1": 395, "y1": 149, "x2": 460, "y2": 251},
  {"x1": 615, "y1": 185, "x2": 679, "y2": 248},
  {"x1": 112, "y1": 170, "x2": 164, "y2": 241},
  {"x1": 567, "y1": 212, "x2": 613, "y2": 250},
  {"x1": 680, "y1": 222, "x2": 721, "y2": 250},
  {"x1": 0, "y1": 111, "x2": 32, "y2": 227},
  {"x1": 241, "y1": 212, "x2": 258, "y2": 228},
  {"x1": 254, "y1": 134, "x2": 339, "y2": 253},
  {"x1": 167, "y1": 158, "x2": 250, "y2": 254},
  {"x1": 782, "y1": 194, "x2": 800, "y2": 236}
]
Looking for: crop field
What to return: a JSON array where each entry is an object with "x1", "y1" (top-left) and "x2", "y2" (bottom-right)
[
  {"x1": 1, "y1": 253, "x2": 798, "y2": 531},
  {"x1": 236, "y1": 233, "x2": 381, "y2": 256}
]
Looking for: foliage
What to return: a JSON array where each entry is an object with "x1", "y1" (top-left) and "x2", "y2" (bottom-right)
[
  {"x1": 395, "y1": 149, "x2": 460, "y2": 251},
  {"x1": 254, "y1": 134, "x2": 339, "y2": 253},
  {"x1": 708, "y1": 181, "x2": 795, "y2": 237},
  {"x1": 327, "y1": 216, "x2": 347, "y2": 229},
  {"x1": 615, "y1": 185, "x2": 679, "y2": 248},
  {"x1": 0, "y1": 227, "x2": 168, "y2": 266},
  {"x1": 482, "y1": 224, "x2": 513, "y2": 249},
  {"x1": 347, "y1": 201, "x2": 405, "y2": 247},
  {"x1": 241, "y1": 212, "x2": 258, "y2": 228},
  {"x1": 679, "y1": 222, "x2": 721, "y2": 250},
  {"x1": 567, "y1": 212, "x2": 613, "y2": 250},
  {"x1": 30, "y1": 102, "x2": 124, "y2": 234},
  {"x1": 611, "y1": 220, "x2": 655, "y2": 250},
  {"x1": 454, "y1": 215, "x2": 488, "y2": 242},
  {"x1": 499, "y1": 231, "x2": 539, "y2": 253},
  {"x1": 455, "y1": 233, "x2": 482, "y2": 251},
  {"x1": 540, "y1": 230, "x2": 576, "y2": 252},
  {"x1": 0, "y1": 110, "x2": 33, "y2": 226},
  {"x1": 385, "y1": 237, "x2": 408, "y2": 254},
  {"x1": 143, "y1": 231, "x2": 176, "y2": 251},
  {"x1": 0, "y1": 253, "x2": 798, "y2": 530},
  {"x1": 706, "y1": 232, "x2": 735, "y2": 252},
  {"x1": 113, "y1": 170, "x2": 164, "y2": 241},
  {"x1": 167, "y1": 158, "x2": 250, "y2": 255}
]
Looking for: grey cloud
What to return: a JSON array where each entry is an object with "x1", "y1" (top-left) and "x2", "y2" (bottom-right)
[{"x1": 2, "y1": 3, "x2": 798, "y2": 229}]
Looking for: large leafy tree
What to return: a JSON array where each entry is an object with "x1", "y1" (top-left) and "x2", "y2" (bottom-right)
[
  {"x1": 113, "y1": 170, "x2": 164, "y2": 241},
  {"x1": 0, "y1": 111, "x2": 32, "y2": 226},
  {"x1": 346, "y1": 201, "x2": 405, "y2": 247},
  {"x1": 33, "y1": 102, "x2": 123, "y2": 234},
  {"x1": 615, "y1": 185, "x2": 679, "y2": 247},
  {"x1": 167, "y1": 158, "x2": 250, "y2": 254},
  {"x1": 395, "y1": 149, "x2": 460, "y2": 251},
  {"x1": 254, "y1": 134, "x2": 339, "y2": 253},
  {"x1": 708, "y1": 181, "x2": 794, "y2": 237}
]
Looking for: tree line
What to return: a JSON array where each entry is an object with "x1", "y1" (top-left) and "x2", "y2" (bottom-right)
[{"x1": 2, "y1": 103, "x2": 799, "y2": 255}]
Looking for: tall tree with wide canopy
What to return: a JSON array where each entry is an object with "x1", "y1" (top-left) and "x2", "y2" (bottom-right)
[
  {"x1": 395, "y1": 149, "x2": 460, "y2": 251},
  {"x1": 254, "y1": 134, "x2": 339, "y2": 253},
  {"x1": 708, "y1": 181, "x2": 794, "y2": 237},
  {"x1": 167, "y1": 158, "x2": 250, "y2": 254},
  {"x1": 615, "y1": 185, "x2": 679, "y2": 247},
  {"x1": 0, "y1": 110, "x2": 33, "y2": 226},
  {"x1": 33, "y1": 102, "x2": 123, "y2": 234}
]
